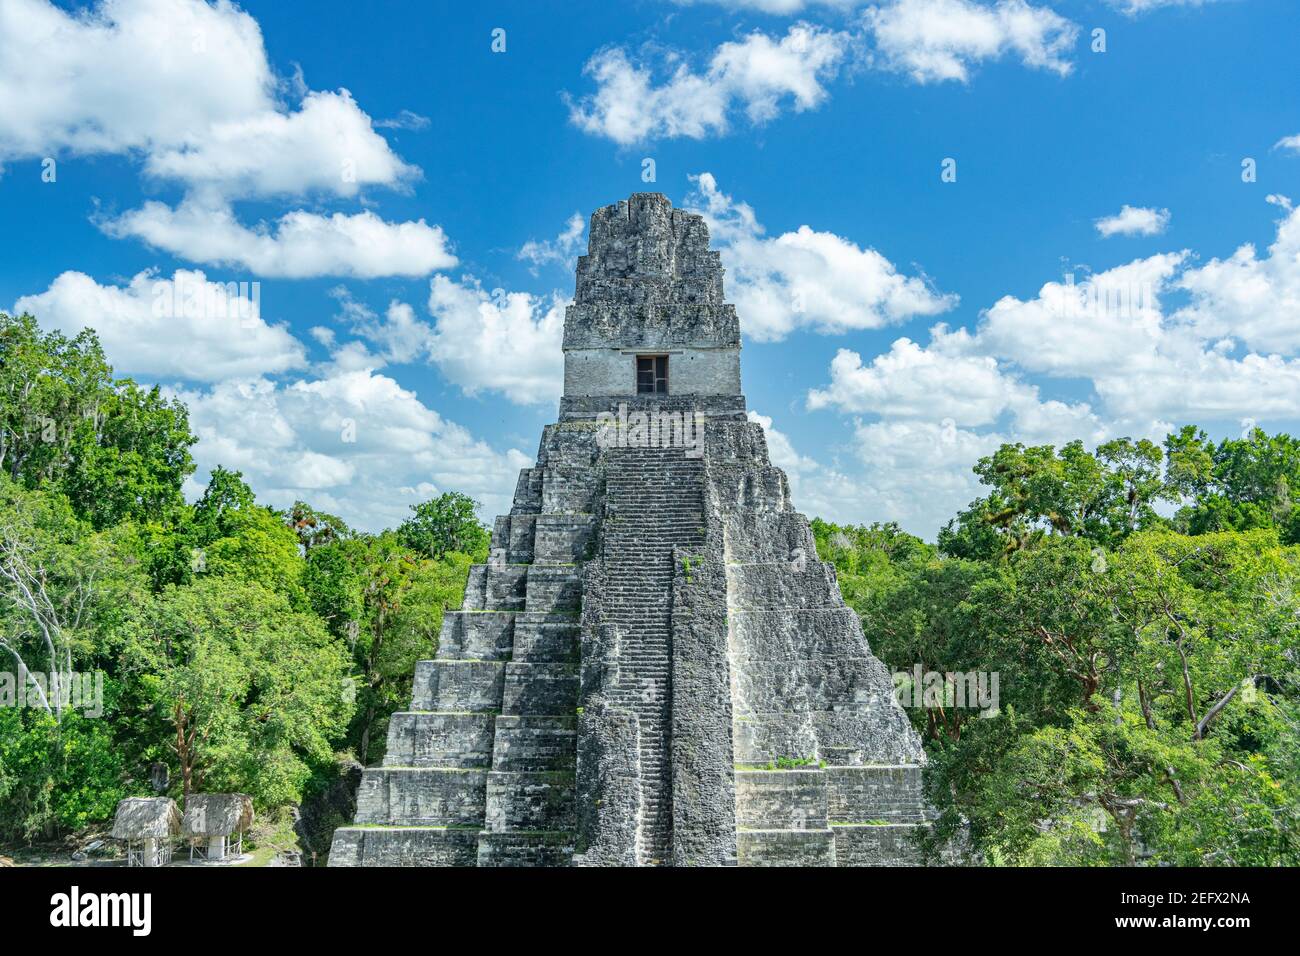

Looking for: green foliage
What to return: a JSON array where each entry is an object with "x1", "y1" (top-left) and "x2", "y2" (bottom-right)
[
  {"x1": 939, "y1": 438, "x2": 1167, "y2": 558},
  {"x1": 397, "y1": 492, "x2": 489, "y2": 561},
  {"x1": 817, "y1": 436, "x2": 1300, "y2": 867},
  {"x1": 305, "y1": 531, "x2": 471, "y2": 763},
  {"x1": 1167, "y1": 426, "x2": 1300, "y2": 543},
  {"x1": 0, "y1": 312, "x2": 196, "y2": 529},
  {"x1": 0, "y1": 706, "x2": 128, "y2": 842},
  {"x1": 122, "y1": 576, "x2": 353, "y2": 808}
]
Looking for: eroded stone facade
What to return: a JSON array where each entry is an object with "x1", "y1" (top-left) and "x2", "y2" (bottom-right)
[{"x1": 329, "y1": 194, "x2": 934, "y2": 867}]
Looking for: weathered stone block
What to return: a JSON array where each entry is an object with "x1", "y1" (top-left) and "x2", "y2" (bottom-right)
[
  {"x1": 383, "y1": 712, "x2": 495, "y2": 769},
  {"x1": 484, "y1": 771, "x2": 576, "y2": 832},
  {"x1": 729, "y1": 608, "x2": 868, "y2": 661},
  {"x1": 486, "y1": 565, "x2": 529, "y2": 611},
  {"x1": 511, "y1": 613, "x2": 580, "y2": 662},
  {"x1": 831, "y1": 823, "x2": 928, "y2": 866},
  {"x1": 411, "y1": 660, "x2": 505, "y2": 713},
  {"x1": 490, "y1": 514, "x2": 536, "y2": 564},
  {"x1": 736, "y1": 828, "x2": 836, "y2": 866},
  {"x1": 328, "y1": 827, "x2": 479, "y2": 867},
  {"x1": 735, "y1": 770, "x2": 828, "y2": 830},
  {"x1": 825, "y1": 765, "x2": 930, "y2": 824},
  {"x1": 501, "y1": 663, "x2": 579, "y2": 716},
  {"x1": 492, "y1": 716, "x2": 578, "y2": 772},
  {"x1": 477, "y1": 831, "x2": 574, "y2": 867},
  {"x1": 437, "y1": 611, "x2": 515, "y2": 661},
  {"x1": 533, "y1": 514, "x2": 597, "y2": 563},
  {"x1": 353, "y1": 768, "x2": 486, "y2": 827},
  {"x1": 524, "y1": 565, "x2": 582, "y2": 613}
]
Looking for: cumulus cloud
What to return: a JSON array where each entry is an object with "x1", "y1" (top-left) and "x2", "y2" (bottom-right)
[
  {"x1": 796, "y1": 201, "x2": 1300, "y2": 535},
  {"x1": 967, "y1": 211, "x2": 1300, "y2": 420},
  {"x1": 567, "y1": 24, "x2": 853, "y2": 144},
  {"x1": 672, "y1": 0, "x2": 859, "y2": 12},
  {"x1": 863, "y1": 0, "x2": 1078, "y2": 83},
  {"x1": 1094, "y1": 204, "x2": 1171, "y2": 238},
  {"x1": 1276, "y1": 134, "x2": 1300, "y2": 155},
  {"x1": 1, "y1": 1, "x2": 446, "y2": 281},
  {"x1": 1173, "y1": 201, "x2": 1300, "y2": 355},
  {"x1": 426, "y1": 276, "x2": 567, "y2": 405},
  {"x1": 0, "y1": 0, "x2": 271, "y2": 163},
  {"x1": 0, "y1": 0, "x2": 414, "y2": 198},
  {"x1": 176, "y1": 369, "x2": 531, "y2": 531},
  {"x1": 103, "y1": 198, "x2": 457, "y2": 279},
  {"x1": 143, "y1": 89, "x2": 418, "y2": 200},
  {"x1": 1108, "y1": 0, "x2": 1220, "y2": 15},
  {"x1": 518, "y1": 213, "x2": 586, "y2": 274},
  {"x1": 14, "y1": 268, "x2": 306, "y2": 381},
  {"x1": 687, "y1": 172, "x2": 956, "y2": 340}
]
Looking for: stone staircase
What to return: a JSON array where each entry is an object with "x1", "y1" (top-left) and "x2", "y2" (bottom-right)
[
  {"x1": 329, "y1": 425, "x2": 597, "y2": 867},
  {"x1": 598, "y1": 446, "x2": 705, "y2": 866}
]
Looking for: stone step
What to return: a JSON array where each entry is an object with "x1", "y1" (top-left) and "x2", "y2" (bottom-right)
[
  {"x1": 501, "y1": 663, "x2": 580, "y2": 716},
  {"x1": 524, "y1": 565, "x2": 582, "y2": 613},
  {"x1": 736, "y1": 828, "x2": 836, "y2": 867},
  {"x1": 437, "y1": 611, "x2": 515, "y2": 661},
  {"x1": 353, "y1": 767, "x2": 487, "y2": 827},
  {"x1": 825, "y1": 765, "x2": 932, "y2": 824},
  {"x1": 491, "y1": 716, "x2": 578, "y2": 772},
  {"x1": 484, "y1": 771, "x2": 577, "y2": 832},
  {"x1": 735, "y1": 769, "x2": 829, "y2": 830},
  {"x1": 411, "y1": 660, "x2": 506, "y2": 713},
  {"x1": 328, "y1": 826, "x2": 479, "y2": 867},
  {"x1": 830, "y1": 822, "x2": 931, "y2": 866},
  {"x1": 510, "y1": 613, "x2": 580, "y2": 663},
  {"x1": 477, "y1": 831, "x2": 574, "y2": 867},
  {"x1": 383, "y1": 712, "x2": 495, "y2": 769}
]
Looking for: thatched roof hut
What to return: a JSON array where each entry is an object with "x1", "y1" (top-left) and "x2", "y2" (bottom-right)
[
  {"x1": 111, "y1": 797, "x2": 182, "y2": 840},
  {"x1": 182, "y1": 794, "x2": 254, "y2": 838}
]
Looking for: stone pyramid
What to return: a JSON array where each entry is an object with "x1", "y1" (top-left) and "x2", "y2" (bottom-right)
[{"x1": 329, "y1": 193, "x2": 933, "y2": 867}]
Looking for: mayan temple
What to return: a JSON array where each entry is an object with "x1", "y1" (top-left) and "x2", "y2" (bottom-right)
[{"x1": 329, "y1": 193, "x2": 934, "y2": 867}]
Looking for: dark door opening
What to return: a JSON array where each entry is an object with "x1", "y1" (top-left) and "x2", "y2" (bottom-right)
[{"x1": 636, "y1": 355, "x2": 668, "y2": 394}]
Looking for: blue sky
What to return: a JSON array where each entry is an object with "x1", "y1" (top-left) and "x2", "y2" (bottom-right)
[{"x1": 2, "y1": 0, "x2": 1299, "y2": 537}]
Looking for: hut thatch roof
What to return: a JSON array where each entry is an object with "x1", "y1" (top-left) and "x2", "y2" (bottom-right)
[
  {"x1": 182, "y1": 793, "x2": 254, "y2": 837},
  {"x1": 111, "y1": 797, "x2": 182, "y2": 840}
]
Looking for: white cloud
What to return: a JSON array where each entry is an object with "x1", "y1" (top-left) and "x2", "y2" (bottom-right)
[
  {"x1": 0, "y1": 0, "x2": 414, "y2": 199},
  {"x1": 672, "y1": 0, "x2": 859, "y2": 12},
  {"x1": 1173, "y1": 201, "x2": 1300, "y2": 354},
  {"x1": 14, "y1": 268, "x2": 306, "y2": 381},
  {"x1": 426, "y1": 276, "x2": 566, "y2": 405},
  {"x1": 518, "y1": 213, "x2": 586, "y2": 274},
  {"x1": 568, "y1": 24, "x2": 852, "y2": 144},
  {"x1": 796, "y1": 204, "x2": 1300, "y2": 535},
  {"x1": 971, "y1": 223, "x2": 1300, "y2": 421},
  {"x1": 330, "y1": 292, "x2": 433, "y2": 366},
  {"x1": 808, "y1": 337, "x2": 1038, "y2": 425},
  {"x1": 687, "y1": 172, "x2": 956, "y2": 340},
  {"x1": 0, "y1": 0, "x2": 271, "y2": 163},
  {"x1": 1108, "y1": 0, "x2": 1220, "y2": 15},
  {"x1": 176, "y1": 369, "x2": 531, "y2": 531},
  {"x1": 1276, "y1": 134, "x2": 1300, "y2": 155},
  {"x1": 864, "y1": 0, "x2": 1078, "y2": 83},
  {"x1": 144, "y1": 89, "x2": 418, "y2": 200},
  {"x1": 978, "y1": 252, "x2": 1185, "y2": 378},
  {"x1": 1094, "y1": 204, "x2": 1171, "y2": 238},
  {"x1": 103, "y1": 198, "x2": 457, "y2": 279}
]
